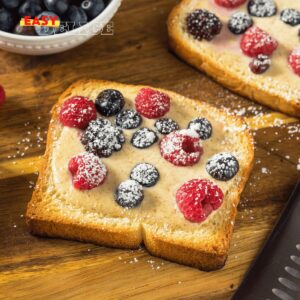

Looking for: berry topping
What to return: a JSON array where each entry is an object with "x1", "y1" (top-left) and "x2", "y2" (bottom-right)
[
  {"x1": 81, "y1": 118, "x2": 125, "y2": 157},
  {"x1": 115, "y1": 109, "x2": 142, "y2": 129},
  {"x1": 131, "y1": 128, "x2": 158, "y2": 149},
  {"x1": 130, "y1": 163, "x2": 159, "y2": 187},
  {"x1": 115, "y1": 179, "x2": 144, "y2": 208},
  {"x1": 280, "y1": 9, "x2": 300, "y2": 27},
  {"x1": 215, "y1": 0, "x2": 246, "y2": 9},
  {"x1": 160, "y1": 130, "x2": 203, "y2": 167},
  {"x1": 247, "y1": 0, "x2": 277, "y2": 18},
  {"x1": 68, "y1": 152, "x2": 107, "y2": 190},
  {"x1": 59, "y1": 96, "x2": 97, "y2": 129},
  {"x1": 228, "y1": 12, "x2": 253, "y2": 35},
  {"x1": 188, "y1": 118, "x2": 212, "y2": 140},
  {"x1": 249, "y1": 54, "x2": 271, "y2": 74},
  {"x1": 176, "y1": 179, "x2": 224, "y2": 223},
  {"x1": 240, "y1": 27, "x2": 278, "y2": 57},
  {"x1": 206, "y1": 153, "x2": 239, "y2": 181},
  {"x1": 288, "y1": 47, "x2": 300, "y2": 76},
  {"x1": 154, "y1": 118, "x2": 179, "y2": 135},
  {"x1": 0, "y1": 85, "x2": 6, "y2": 106},
  {"x1": 135, "y1": 88, "x2": 170, "y2": 119},
  {"x1": 95, "y1": 89, "x2": 125, "y2": 117},
  {"x1": 186, "y1": 9, "x2": 222, "y2": 41}
]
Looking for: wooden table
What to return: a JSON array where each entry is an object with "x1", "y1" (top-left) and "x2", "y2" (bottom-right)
[{"x1": 0, "y1": 1, "x2": 299, "y2": 299}]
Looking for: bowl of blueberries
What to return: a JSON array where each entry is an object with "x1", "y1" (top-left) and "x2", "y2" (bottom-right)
[{"x1": 0, "y1": 0, "x2": 121, "y2": 55}]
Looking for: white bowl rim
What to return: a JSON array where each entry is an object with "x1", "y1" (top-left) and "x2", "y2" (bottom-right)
[{"x1": 0, "y1": 0, "x2": 120, "y2": 41}]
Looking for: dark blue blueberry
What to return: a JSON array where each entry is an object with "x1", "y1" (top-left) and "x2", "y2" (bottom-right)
[
  {"x1": 1, "y1": 0, "x2": 23, "y2": 9},
  {"x1": 96, "y1": 89, "x2": 125, "y2": 117},
  {"x1": 19, "y1": 0, "x2": 43, "y2": 17},
  {"x1": 44, "y1": 0, "x2": 70, "y2": 16},
  {"x1": 228, "y1": 12, "x2": 253, "y2": 35},
  {"x1": 0, "y1": 8, "x2": 15, "y2": 32},
  {"x1": 280, "y1": 9, "x2": 300, "y2": 26},
  {"x1": 206, "y1": 153, "x2": 239, "y2": 181},
  {"x1": 131, "y1": 128, "x2": 158, "y2": 149},
  {"x1": 81, "y1": 0, "x2": 105, "y2": 20},
  {"x1": 154, "y1": 118, "x2": 179, "y2": 135},
  {"x1": 130, "y1": 163, "x2": 159, "y2": 187},
  {"x1": 188, "y1": 118, "x2": 212, "y2": 140},
  {"x1": 115, "y1": 179, "x2": 144, "y2": 208},
  {"x1": 66, "y1": 5, "x2": 87, "y2": 28},
  {"x1": 35, "y1": 11, "x2": 60, "y2": 36},
  {"x1": 248, "y1": 0, "x2": 277, "y2": 18},
  {"x1": 116, "y1": 109, "x2": 142, "y2": 129}
]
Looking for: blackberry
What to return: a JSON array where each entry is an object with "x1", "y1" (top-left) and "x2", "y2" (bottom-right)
[
  {"x1": 116, "y1": 109, "x2": 142, "y2": 129},
  {"x1": 130, "y1": 163, "x2": 159, "y2": 187},
  {"x1": 115, "y1": 179, "x2": 144, "y2": 208},
  {"x1": 249, "y1": 54, "x2": 271, "y2": 74},
  {"x1": 131, "y1": 128, "x2": 158, "y2": 149},
  {"x1": 228, "y1": 12, "x2": 253, "y2": 35},
  {"x1": 186, "y1": 9, "x2": 222, "y2": 41},
  {"x1": 206, "y1": 153, "x2": 239, "y2": 181},
  {"x1": 154, "y1": 118, "x2": 179, "y2": 135},
  {"x1": 81, "y1": 118, "x2": 125, "y2": 157},
  {"x1": 248, "y1": 0, "x2": 277, "y2": 18},
  {"x1": 188, "y1": 118, "x2": 212, "y2": 140},
  {"x1": 96, "y1": 89, "x2": 125, "y2": 117},
  {"x1": 280, "y1": 9, "x2": 300, "y2": 26}
]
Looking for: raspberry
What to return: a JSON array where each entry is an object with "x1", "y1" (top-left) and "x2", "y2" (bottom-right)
[
  {"x1": 176, "y1": 179, "x2": 224, "y2": 223},
  {"x1": 215, "y1": 0, "x2": 246, "y2": 8},
  {"x1": 68, "y1": 152, "x2": 107, "y2": 190},
  {"x1": 59, "y1": 96, "x2": 97, "y2": 129},
  {"x1": 288, "y1": 47, "x2": 300, "y2": 76},
  {"x1": 160, "y1": 129, "x2": 203, "y2": 167},
  {"x1": 0, "y1": 85, "x2": 5, "y2": 106},
  {"x1": 135, "y1": 88, "x2": 170, "y2": 119},
  {"x1": 240, "y1": 27, "x2": 278, "y2": 57}
]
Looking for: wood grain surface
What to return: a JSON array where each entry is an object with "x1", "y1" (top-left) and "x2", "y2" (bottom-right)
[{"x1": 0, "y1": 0, "x2": 300, "y2": 299}]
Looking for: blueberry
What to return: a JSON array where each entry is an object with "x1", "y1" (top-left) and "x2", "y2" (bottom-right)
[
  {"x1": 154, "y1": 118, "x2": 179, "y2": 135},
  {"x1": 1, "y1": 0, "x2": 23, "y2": 9},
  {"x1": 131, "y1": 128, "x2": 158, "y2": 149},
  {"x1": 34, "y1": 11, "x2": 60, "y2": 36},
  {"x1": 19, "y1": 0, "x2": 43, "y2": 17},
  {"x1": 96, "y1": 89, "x2": 125, "y2": 117},
  {"x1": 188, "y1": 118, "x2": 212, "y2": 140},
  {"x1": 81, "y1": 118, "x2": 125, "y2": 157},
  {"x1": 0, "y1": 8, "x2": 15, "y2": 32},
  {"x1": 228, "y1": 12, "x2": 253, "y2": 35},
  {"x1": 249, "y1": 54, "x2": 271, "y2": 74},
  {"x1": 14, "y1": 24, "x2": 36, "y2": 35},
  {"x1": 186, "y1": 9, "x2": 222, "y2": 41},
  {"x1": 115, "y1": 179, "x2": 144, "y2": 208},
  {"x1": 116, "y1": 109, "x2": 142, "y2": 129},
  {"x1": 206, "y1": 153, "x2": 239, "y2": 181},
  {"x1": 66, "y1": 5, "x2": 88, "y2": 29},
  {"x1": 248, "y1": 0, "x2": 277, "y2": 18},
  {"x1": 280, "y1": 9, "x2": 300, "y2": 26},
  {"x1": 81, "y1": 0, "x2": 105, "y2": 20},
  {"x1": 130, "y1": 163, "x2": 159, "y2": 187},
  {"x1": 44, "y1": 0, "x2": 70, "y2": 16}
]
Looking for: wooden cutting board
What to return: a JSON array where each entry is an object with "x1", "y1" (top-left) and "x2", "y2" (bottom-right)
[{"x1": 0, "y1": 1, "x2": 299, "y2": 299}]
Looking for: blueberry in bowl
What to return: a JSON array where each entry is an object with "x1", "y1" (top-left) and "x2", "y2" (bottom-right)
[{"x1": 0, "y1": 0, "x2": 121, "y2": 55}]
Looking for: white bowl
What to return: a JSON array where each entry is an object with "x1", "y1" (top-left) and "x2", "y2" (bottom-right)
[{"x1": 0, "y1": 0, "x2": 122, "y2": 56}]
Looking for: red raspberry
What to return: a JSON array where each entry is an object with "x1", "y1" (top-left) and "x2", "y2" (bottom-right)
[
  {"x1": 68, "y1": 152, "x2": 107, "y2": 190},
  {"x1": 215, "y1": 0, "x2": 246, "y2": 8},
  {"x1": 160, "y1": 130, "x2": 203, "y2": 166},
  {"x1": 0, "y1": 85, "x2": 5, "y2": 106},
  {"x1": 288, "y1": 47, "x2": 300, "y2": 76},
  {"x1": 135, "y1": 88, "x2": 170, "y2": 119},
  {"x1": 240, "y1": 27, "x2": 278, "y2": 57},
  {"x1": 176, "y1": 179, "x2": 224, "y2": 223},
  {"x1": 59, "y1": 96, "x2": 97, "y2": 129}
]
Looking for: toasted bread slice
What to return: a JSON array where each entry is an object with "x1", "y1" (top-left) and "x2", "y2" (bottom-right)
[
  {"x1": 26, "y1": 80, "x2": 254, "y2": 270},
  {"x1": 167, "y1": 0, "x2": 300, "y2": 118}
]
